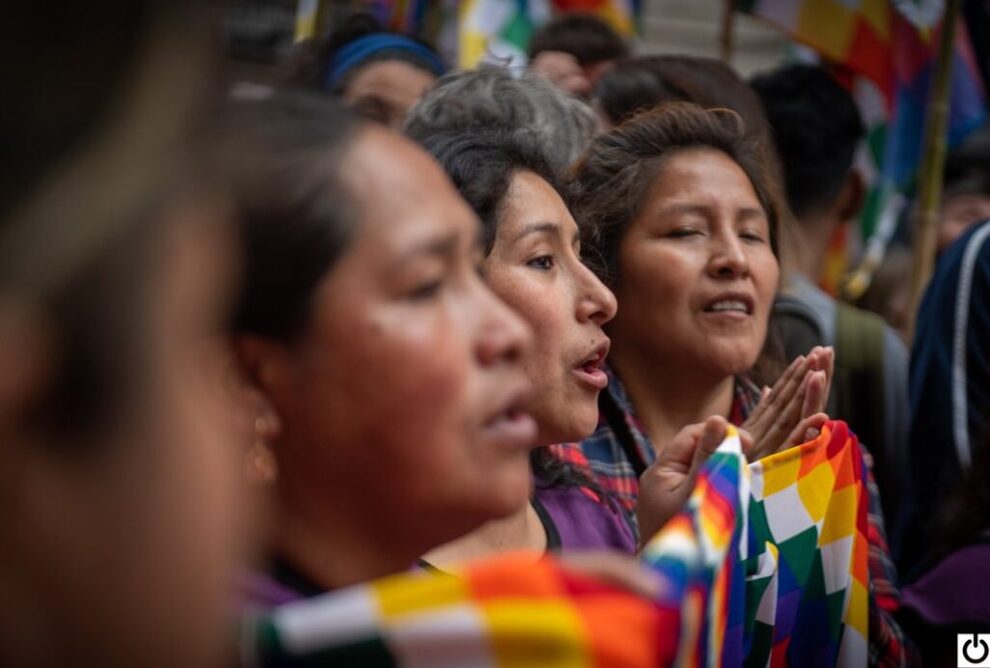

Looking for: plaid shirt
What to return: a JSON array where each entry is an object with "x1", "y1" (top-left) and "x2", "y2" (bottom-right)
[{"x1": 551, "y1": 367, "x2": 918, "y2": 667}]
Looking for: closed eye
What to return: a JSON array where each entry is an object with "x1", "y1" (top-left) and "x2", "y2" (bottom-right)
[
  {"x1": 667, "y1": 227, "x2": 703, "y2": 239},
  {"x1": 407, "y1": 279, "x2": 443, "y2": 301}
]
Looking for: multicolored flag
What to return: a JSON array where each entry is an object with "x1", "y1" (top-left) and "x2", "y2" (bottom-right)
[
  {"x1": 551, "y1": 0, "x2": 640, "y2": 35},
  {"x1": 457, "y1": 0, "x2": 640, "y2": 69},
  {"x1": 246, "y1": 422, "x2": 869, "y2": 667},
  {"x1": 458, "y1": 0, "x2": 552, "y2": 69},
  {"x1": 365, "y1": 0, "x2": 431, "y2": 34},
  {"x1": 737, "y1": 0, "x2": 986, "y2": 294}
]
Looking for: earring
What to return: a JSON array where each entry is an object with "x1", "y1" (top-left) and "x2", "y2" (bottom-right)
[{"x1": 245, "y1": 416, "x2": 277, "y2": 484}]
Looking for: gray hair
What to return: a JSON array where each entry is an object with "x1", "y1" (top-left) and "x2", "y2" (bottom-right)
[{"x1": 404, "y1": 65, "x2": 597, "y2": 171}]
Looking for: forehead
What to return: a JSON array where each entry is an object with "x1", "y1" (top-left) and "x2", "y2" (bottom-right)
[
  {"x1": 501, "y1": 170, "x2": 576, "y2": 230},
  {"x1": 646, "y1": 148, "x2": 761, "y2": 206},
  {"x1": 345, "y1": 60, "x2": 436, "y2": 106},
  {"x1": 342, "y1": 128, "x2": 477, "y2": 249}
]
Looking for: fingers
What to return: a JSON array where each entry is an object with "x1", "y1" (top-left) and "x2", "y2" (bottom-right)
[
  {"x1": 693, "y1": 416, "x2": 727, "y2": 466},
  {"x1": 558, "y1": 552, "x2": 666, "y2": 599},
  {"x1": 738, "y1": 428, "x2": 755, "y2": 455},
  {"x1": 745, "y1": 355, "x2": 810, "y2": 435},
  {"x1": 801, "y1": 369, "x2": 827, "y2": 418},
  {"x1": 653, "y1": 421, "x2": 706, "y2": 473},
  {"x1": 786, "y1": 412, "x2": 828, "y2": 447}
]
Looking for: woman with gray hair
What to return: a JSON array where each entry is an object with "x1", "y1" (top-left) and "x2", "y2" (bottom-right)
[{"x1": 404, "y1": 65, "x2": 597, "y2": 171}]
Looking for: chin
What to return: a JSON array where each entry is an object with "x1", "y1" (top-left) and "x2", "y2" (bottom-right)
[{"x1": 478, "y1": 466, "x2": 535, "y2": 519}]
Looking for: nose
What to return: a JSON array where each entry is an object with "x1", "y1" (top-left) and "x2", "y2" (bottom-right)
[
  {"x1": 707, "y1": 232, "x2": 750, "y2": 280},
  {"x1": 575, "y1": 262, "x2": 618, "y2": 326},
  {"x1": 473, "y1": 278, "x2": 533, "y2": 367}
]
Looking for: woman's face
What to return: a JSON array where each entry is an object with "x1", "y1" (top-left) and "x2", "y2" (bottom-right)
[
  {"x1": 267, "y1": 129, "x2": 537, "y2": 549},
  {"x1": 0, "y1": 202, "x2": 243, "y2": 666},
  {"x1": 483, "y1": 170, "x2": 616, "y2": 444},
  {"x1": 609, "y1": 148, "x2": 778, "y2": 380},
  {"x1": 343, "y1": 60, "x2": 436, "y2": 130}
]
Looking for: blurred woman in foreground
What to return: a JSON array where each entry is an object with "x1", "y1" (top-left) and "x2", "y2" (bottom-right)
[{"x1": 0, "y1": 3, "x2": 242, "y2": 664}]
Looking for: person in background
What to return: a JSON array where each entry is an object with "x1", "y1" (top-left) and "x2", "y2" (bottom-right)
[
  {"x1": 751, "y1": 63, "x2": 911, "y2": 547},
  {"x1": 855, "y1": 244, "x2": 914, "y2": 340},
  {"x1": 898, "y1": 219, "x2": 990, "y2": 665},
  {"x1": 288, "y1": 12, "x2": 444, "y2": 129},
  {"x1": 568, "y1": 104, "x2": 914, "y2": 664},
  {"x1": 413, "y1": 128, "x2": 635, "y2": 567},
  {"x1": 1, "y1": 2, "x2": 243, "y2": 665},
  {"x1": 593, "y1": 55, "x2": 769, "y2": 141},
  {"x1": 220, "y1": 94, "x2": 544, "y2": 603},
  {"x1": 405, "y1": 65, "x2": 597, "y2": 172},
  {"x1": 937, "y1": 123, "x2": 990, "y2": 254},
  {"x1": 901, "y1": 218, "x2": 990, "y2": 581},
  {"x1": 528, "y1": 13, "x2": 629, "y2": 99}
]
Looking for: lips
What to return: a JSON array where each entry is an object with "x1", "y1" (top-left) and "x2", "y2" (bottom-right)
[
  {"x1": 701, "y1": 292, "x2": 754, "y2": 316},
  {"x1": 481, "y1": 385, "x2": 538, "y2": 450},
  {"x1": 572, "y1": 339, "x2": 610, "y2": 390}
]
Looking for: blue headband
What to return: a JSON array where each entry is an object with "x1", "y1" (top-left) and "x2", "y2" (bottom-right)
[{"x1": 325, "y1": 34, "x2": 446, "y2": 90}]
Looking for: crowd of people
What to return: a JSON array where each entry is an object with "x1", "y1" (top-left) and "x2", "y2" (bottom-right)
[{"x1": 4, "y1": 2, "x2": 990, "y2": 666}]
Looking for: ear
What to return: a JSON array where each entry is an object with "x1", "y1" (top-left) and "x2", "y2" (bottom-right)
[
  {"x1": 226, "y1": 335, "x2": 292, "y2": 443},
  {"x1": 835, "y1": 170, "x2": 865, "y2": 224}
]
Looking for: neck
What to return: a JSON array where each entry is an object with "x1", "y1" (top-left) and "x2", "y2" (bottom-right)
[
  {"x1": 783, "y1": 214, "x2": 835, "y2": 282},
  {"x1": 273, "y1": 483, "x2": 417, "y2": 591},
  {"x1": 421, "y1": 502, "x2": 545, "y2": 569},
  {"x1": 609, "y1": 348, "x2": 735, "y2": 450}
]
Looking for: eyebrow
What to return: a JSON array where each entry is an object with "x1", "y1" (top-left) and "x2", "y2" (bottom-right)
[
  {"x1": 512, "y1": 221, "x2": 560, "y2": 243},
  {"x1": 656, "y1": 203, "x2": 766, "y2": 219},
  {"x1": 393, "y1": 233, "x2": 459, "y2": 269}
]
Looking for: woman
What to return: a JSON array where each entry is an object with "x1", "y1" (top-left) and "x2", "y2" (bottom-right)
[
  {"x1": 404, "y1": 66, "x2": 597, "y2": 172},
  {"x1": 412, "y1": 129, "x2": 635, "y2": 568},
  {"x1": 1, "y1": 3, "x2": 243, "y2": 665},
  {"x1": 902, "y1": 218, "x2": 990, "y2": 578},
  {"x1": 569, "y1": 103, "x2": 911, "y2": 665},
  {"x1": 290, "y1": 12, "x2": 444, "y2": 129},
  {"x1": 221, "y1": 94, "x2": 542, "y2": 602}
]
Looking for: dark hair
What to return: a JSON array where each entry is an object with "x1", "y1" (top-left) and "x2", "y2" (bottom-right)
[
  {"x1": 219, "y1": 93, "x2": 365, "y2": 342},
  {"x1": 1, "y1": 0, "x2": 213, "y2": 443},
  {"x1": 751, "y1": 64, "x2": 865, "y2": 219},
  {"x1": 404, "y1": 66, "x2": 597, "y2": 171},
  {"x1": 944, "y1": 123, "x2": 990, "y2": 199},
  {"x1": 287, "y1": 12, "x2": 442, "y2": 95},
  {"x1": 528, "y1": 13, "x2": 628, "y2": 65},
  {"x1": 572, "y1": 103, "x2": 781, "y2": 285},
  {"x1": 417, "y1": 129, "x2": 608, "y2": 496},
  {"x1": 594, "y1": 56, "x2": 764, "y2": 132},
  {"x1": 932, "y1": 423, "x2": 990, "y2": 563},
  {"x1": 417, "y1": 129, "x2": 567, "y2": 254}
]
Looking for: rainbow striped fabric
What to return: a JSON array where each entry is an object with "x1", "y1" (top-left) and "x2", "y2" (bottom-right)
[
  {"x1": 737, "y1": 0, "x2": 986, "y2": 291},
  {"x1": 246, "y1": 421, "x2": 869, "y2": 667}
]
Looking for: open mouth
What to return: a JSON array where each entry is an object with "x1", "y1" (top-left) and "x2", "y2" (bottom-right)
[
  {"x1": 573, "y1": 341, "x2": 610, "y2": 390},
  {"x1": 482, "y1": 392, "x2": 538, "y2": 450},
  {"x1": 702, "y1": 295, "x2": 754, "y2": 315}
]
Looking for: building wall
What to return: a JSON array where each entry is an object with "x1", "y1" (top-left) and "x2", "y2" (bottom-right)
[{"x1": 638, "y1": 0, "x2": 790, "y2": 77}]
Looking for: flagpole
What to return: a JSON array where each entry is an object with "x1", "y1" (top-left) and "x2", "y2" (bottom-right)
[
  {"x1": 906, "y1": 0, "x2": 962, "y2": 342},
  {"x1": 720, "y1": 0, "x2": 737, "y2": 63}
]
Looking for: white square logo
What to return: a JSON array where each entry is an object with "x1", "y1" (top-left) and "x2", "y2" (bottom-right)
[{"x1": 959, "y1": 633, "x2": 990, "y2": 667}]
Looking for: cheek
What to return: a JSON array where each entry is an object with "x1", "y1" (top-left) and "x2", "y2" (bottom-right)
[
  {"x1": 620, "y1": 244, "x2": 693, "y2": 319},
  {"x1": 487, "y1": 270, "x2": 568, "y2": 378},
  {"x1": 753, "y1": 250, "x2": 780, "y2": 313},
  {"x1": 343, "y1": 310, "x2": 471, "y2": 460}
]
